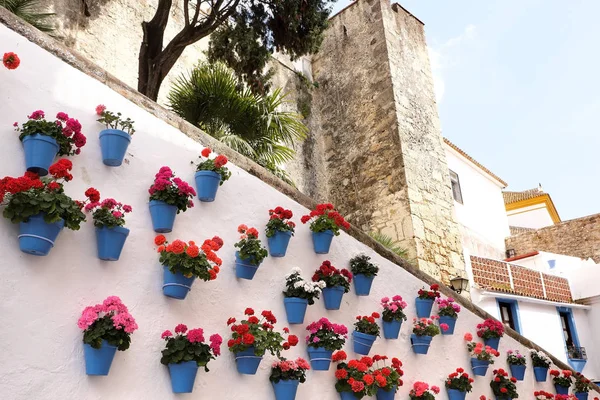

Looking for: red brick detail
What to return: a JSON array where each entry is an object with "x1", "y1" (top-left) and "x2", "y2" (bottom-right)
[
  {"x1": 543, "y1": 273, "x2": 573, "y2": 303},
  {"x1": 470, "y1": 256, "x2": 573, "y2": 303}
]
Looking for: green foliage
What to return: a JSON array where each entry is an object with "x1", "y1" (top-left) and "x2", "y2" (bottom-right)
[
  {"x1": 349, "y1": 254, "x2": 379, "y2": 277},
  {"x1": 207, "y1": 0, "x2": 333, "y2": 93},
  {"x1": 18, "y1": 119, "x2": 77, "y2": 156},
  {"x1": 530, "y1": 350, "x2": 551, "y2": 368},
  {"x1": 1, "y1": 0, "x2": 55, "y2": 32},
  {"x1": 410, "y1": 390, "x2": 436, "y2": 400},
  {"x1": 354, "y1": 315, "x2": 380, "y2": 336},
  {"x1": 412, "y1": 319, "x2": 440, "y2": 337},
  {"x1": 490, "y1": 371, "x2": 519, "y2": 399},
  {"x1": 194, "y1": 158, "x2": 231, "y2": 186},
  {"x1": 160, "y1": 336, "x2": 215, "y2": 370},
  {"x1": 235, "y1": 237, "x2": 268, "y2": 266},
  {"x1": 506, "y1": 350, "x2": 526, "y2": 366},
  {"x1": 3, "y1": 185, "x2": 85, "y2": 230},
  {"x1": 97, "y1": 111, "x2": 135, "y2": 135},
  {"x1": 369, "y1": 231, "x2": 408, "y2": 258},
  {"x1": 269, "y1": 358, "x2": 309, "y2": 383},
  {"x1": 265, "y1": 207, "x2": 295, "y2": 237},
  {"x1": 168, "y1": 62, "x2": 307, "y2": 184},
  {"x1": 160, "y1": 250, "x2": 215, "y2": 281},
  {"x1": 83, "y1": 315, "x2": 131, "y2": 351},
  {"x1": 445, "y1": 368, "x2": 473, "y2": 392},
  {"x1": 282, "y1": 269, "x2": 324, "y2": 305},
  {"x1": 229, "y1": 320, "x2": 286, "y2": 357}
]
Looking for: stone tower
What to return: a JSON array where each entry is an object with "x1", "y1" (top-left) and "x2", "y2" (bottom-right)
[{"x1": 292, "y1": 0, "x2": 465, "y2": 282}]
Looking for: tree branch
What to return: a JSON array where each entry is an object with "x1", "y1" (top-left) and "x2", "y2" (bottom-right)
[{"x1": 184, "y1": 0, "x2": 190, "y2": 26}]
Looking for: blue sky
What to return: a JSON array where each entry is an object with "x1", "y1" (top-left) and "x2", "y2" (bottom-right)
[{"x1": 331, "y1": 0, "x2": 600, "y2": 221}]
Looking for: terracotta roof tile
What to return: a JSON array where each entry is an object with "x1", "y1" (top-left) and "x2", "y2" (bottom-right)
[
  {"x1": 503, "y1": 188, "x2": 545, "y2": 205},
  {"x1": 470, "y1": 255, "x2": 573, "y2": 303},
  {"x1": 443, "y1": 138, "x2": 508, "y2": 187}
]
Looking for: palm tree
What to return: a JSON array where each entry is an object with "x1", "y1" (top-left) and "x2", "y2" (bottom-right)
[
  {"x1": 369, "y1": 231, "x2": 408, "y2": 258},
  {"x1": 168, "y1": 62, "x2": 307, "y2": 185},
  {"x1": 1, "y1": 0, "x2": 55, "y2": 32}
]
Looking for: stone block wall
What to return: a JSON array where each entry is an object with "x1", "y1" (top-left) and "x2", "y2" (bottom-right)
[
  {"x1": 308, "y1": 0, "x2": 465, "y2": 283},
  {"x1": 506, "y1": 213, "x2": 600, "y2": 263},
  {"x1": 45, "y1": 0, "x2": 207, "y2": 104}
]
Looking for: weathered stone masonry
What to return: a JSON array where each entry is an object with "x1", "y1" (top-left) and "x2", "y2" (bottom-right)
[
  {"x1": 303, "y1": 0, "x2": 465, "y2": 283},
  {"x1": 506, "y1": 213, "x2": 600, "y2": 263}
]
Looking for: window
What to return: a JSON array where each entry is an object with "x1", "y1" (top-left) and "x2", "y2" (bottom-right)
[
  {"x1": 496, "y1": 299, "x2": 521, "y2": 334},
  {"x1": 559, "y1": 311, "x2": 575, "y2": 348},
  {"x1": 449, "y1": 170, "x2": 463, "y2": 204},
  {"x1": 557, "y1": 307, "x2": 587, "y2": 372}
]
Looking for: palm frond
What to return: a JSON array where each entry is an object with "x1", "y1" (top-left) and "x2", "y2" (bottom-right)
[
  {"x1": 369, "y1": 232, "x2": 408, "y2": 258},
  {"x1": 1, "y1": 0, "x2": 55, "y2": 32},
  {"x1": 168, "y1": 62, "x2": 306, "y2": 184}
]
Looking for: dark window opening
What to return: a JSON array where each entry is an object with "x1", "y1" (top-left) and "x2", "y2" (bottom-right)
[
  {"x1": 450, "y1": 170, "x2": 463, "y2": 204},
  {"x1": 499, "y1": 301, "x2": 516, "y2": 331}
]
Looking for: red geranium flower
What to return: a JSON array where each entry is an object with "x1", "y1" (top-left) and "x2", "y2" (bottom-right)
[{"x1": 3, "y1": 52, "x2": 20, "y2": 70}]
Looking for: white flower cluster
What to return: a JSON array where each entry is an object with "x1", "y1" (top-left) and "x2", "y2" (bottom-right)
[
  {"x1": 286, "y1": 267, "x2": 326, "y2": 294},
  {"x1": 530, "y1": 349, "x2": 551, "y2": 362}
]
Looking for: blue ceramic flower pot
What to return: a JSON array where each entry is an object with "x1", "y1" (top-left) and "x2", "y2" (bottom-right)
[
  {"x1": 149, "y1": 200, "x2": 177, "y2": 233},
  {"x1": 353, "y1": 331, "x2": 377, "y2": 355},
  {"x1": 470, "y1": 358, "x2": 490, "y2": 376},
  {"x1": 235, "y1": 346, "x2": 262, "y2": 375},
  {"x1": 22, "y1": 133, "x2": 58, "y2": 176},
  {"x1": 99, "y1": 129, "x2": 131, "y2": 166},
  {"x1": 83, "y1": 340, "x2": 117, "y2": 375},
  {"x1": 284, "y1": 297, "x2": 308, "y2": 324},
  {"x1": 509, "y1": 364, "x2": 526, "y2": 381},
  {"x1": 162, "y1": 266, "x2": 195, "y2": 299},
  {"x1": 376, "y1": 386, "x2": 398, "y2": 400},
  {"x1": 439, "y1": 315, "x2": 457, "y2": 335},
  {"x1": 307, "y1": 346, "x2": 333, "y2": 371},
  {"x1": 267, "y1": 230, "x2": 292, "y2": 257},
  {"x1": 382, "y1": 319, "x2": 402, "y2": 339},
  {"x1": 322, "y1": 286, "x2": 345, "y2": 310},
  {"x1": 235, "y1": 252, "x2": 260, "y2": 280},
  {"x1": 340, "y1": 391, "x2": 356, "y2": 400},
  {"x1": 484, "y1": 337, "x2": 500, "y2": 351},
  {"x1": 95, "y1": 226, "x2": 129, "y2": 261},
  {"x1": 447, "y1": 389, "x2": 466, "y2": 400},
  {"x1": 168, "y1": 361, "x2": 198, "y2": 393},
  {"x1": 555, "y1": 384, "x2": 569, "y2": 395},
  {"x1": 194, "y1": 170, "x2": 221, "y2": 202},
  {"x1": 272, "y1": 379, "x2": 300, "y2": 400},
  {"x1": 415, "y1": 298, "x2": 434, "y2": 318},
  {"x1": 410, "y1": 334, "x2": 432, "y2": 354},
  {"x1": 575, "y1": 393, "x2": 589, "y2": 400},
  {"x1": 18, "y1": 213, "x2": 64, "y2": 256},
  {"x1": 311, "y1": 230, "x2": 334, "y2": 254},
  {"x1": 353, "y1": 273, "x2": 374, "y2": 296},
  {"x1": 534, "y1": 366, "x2": 548, "y2": 382}
]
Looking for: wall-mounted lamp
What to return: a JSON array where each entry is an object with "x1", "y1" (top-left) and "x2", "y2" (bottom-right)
[{"x1": 449, "y1": 276, "x2": 469, "y2": 294}]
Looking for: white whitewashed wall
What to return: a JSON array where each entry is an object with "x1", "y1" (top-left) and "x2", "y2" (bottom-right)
[{"x1": 0, "y1": 23, "x2": 597, "y2": 399}]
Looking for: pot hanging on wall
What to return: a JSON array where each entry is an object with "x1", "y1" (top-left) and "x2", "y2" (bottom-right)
[
  {"x1": 95, "y1": 226, "x2": 129, "y2": 261},
  {"x1": 353, "y1": 274, "x2": 374, "y2": 296},
  {"x1": 22, "y1": 133, "x2": 58, "y2": 176},
  {"x1": 272, "y1": 379, "x2": 300, "y2": 400},
  {"x1": 509, "y1": 364, "x2": 526, "y2": 381},
  {"x1": 283, "y1": 297, "x2": 308, "y2": 324},
  {"x1": 99, "y1": 129, "x2": 131, "y2": 166},
  {"x1": 18, "y1": 213, "x2": 64, "y2": 256},
  {"x1": 311, "y1": 230, "x2": 334, "y2": 254},
  {"x1": 410, "y1": 334, "x2": 432, "y2": 354},
  {"x1": 235, "y1": 252, "x2": 260, "y2": 280},
  {"x1": 149, "y1": 200, "x2": 177, "y2": 233},
  {"x1": 484, "y1": 337, "x2": 500, "y2": 351},
  {"x1": 234, "y1": 346, "x2": 262, "y2": 375},
  {"x1": 447, "y1": 389, "x2": 467, "y2": 400},
  {"x1": 470, "y1": 358, "x2": 490, "y2": 376},
  {"x1": 322, "y1": 286, "x2": 345, "y2": 310},
  {"x1": 376, "y1": 386, "x2": 398, "y2": 400},
  {"x1": 194, "y1": 171, "x2": 221, "y2": 202},
  {"x1": 415, "y1": 298, "x2": 434, "y2": 318},
  {"x1": 83, "y1": 340, "x2": 117, "y2": 375},
  {"x1": 307, "y1": 346, "x2": 333, "y2": 371},
  {"x1": 352, "y1": 331, "x2": 377, "y2": 355},
  {"x1": 162, "y1": 266, "x2": 195, "y2": 299},
  {"x1": 438, "y1": 315, "x2": 457, "y2": 335},
  {"x1": 267, "y1": 230, "x2": 292, "y2": 257},
  {"x1": 167, "y1": 361, "x2": 199, "y2": 393},
  {"x1": 382, "y1": 319, "x2": 403, "y2": 339},
  {"x1": 534, "y1": 366, "x2": 548, "y2": 382}
]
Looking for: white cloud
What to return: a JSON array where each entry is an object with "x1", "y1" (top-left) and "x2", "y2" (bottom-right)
[{"x1": 429, "y1": 24, "x2": 477, "y2": 104}]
